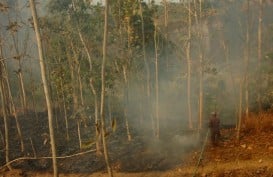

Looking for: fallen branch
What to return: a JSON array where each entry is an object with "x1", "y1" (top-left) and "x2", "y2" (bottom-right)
[{"x1": 0, "y1": 148, "x2": 96, "y2": 171}]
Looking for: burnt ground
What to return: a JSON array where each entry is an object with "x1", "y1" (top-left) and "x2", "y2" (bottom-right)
[
  {"x1": 0, "y1": 110, "x2": 200, "y2": 173},
  {"x1": 1, "y1": 111, "x2": 273, "y2": 177}
]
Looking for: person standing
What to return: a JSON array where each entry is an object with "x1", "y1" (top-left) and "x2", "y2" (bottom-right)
[{"x1": 209, "y1": 112, "x2": 220, "y2": 146}]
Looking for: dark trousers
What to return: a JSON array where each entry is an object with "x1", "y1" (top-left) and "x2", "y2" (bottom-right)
[{"x1": 210, "y1": 129, "x2": 220, "y2": 146}]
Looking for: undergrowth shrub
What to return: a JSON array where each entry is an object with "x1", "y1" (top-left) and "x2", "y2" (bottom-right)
[{"x1": 243, "y1": 112, "x2": 273, "y2": 133}]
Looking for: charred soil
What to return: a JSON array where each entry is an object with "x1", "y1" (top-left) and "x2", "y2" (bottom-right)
[{"x1": 1, "y1": 112, "x2": 273, "y2": 177}]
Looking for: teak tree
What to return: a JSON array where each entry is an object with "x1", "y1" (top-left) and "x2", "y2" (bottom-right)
[
  {"x1": 257, "y1": 0, "x2": 263, "y2": 112},
  {"x1": 194, "y1": 0, "x2": 204, "y2": 130},
  {"x1": 154, "y1": 20, "x2": 160, "y2": 138},
  {"x1": 0, "y1": 49, "x2": 11, "y2": 171},
  {"x1": 29, "y1": 0, "x2": 58, "y2": 176},
  {"x1": 0, "y1": 35, "x2": 25, "y2": 153},
  {"x1": 245, "y1": 0, "x2": 250, "y2": 119},
  {"x1": 100, "y1": 0, "x2": 113, "y2": 176},
  {"x1": 186, "y1": 1, "x2": 193, "y2": 129},
  {"x1": 139, "y1": 1, "x2": 154, "y2": 135}
]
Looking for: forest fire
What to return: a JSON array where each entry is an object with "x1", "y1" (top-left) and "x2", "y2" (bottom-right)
[{"x1": 0, "y1": 0, "x2": 273, "y2": 177}]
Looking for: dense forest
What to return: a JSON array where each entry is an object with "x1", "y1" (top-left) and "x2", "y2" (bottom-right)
[{"x1": 0, "y1": 0, "x2": 273, "y2": 177}]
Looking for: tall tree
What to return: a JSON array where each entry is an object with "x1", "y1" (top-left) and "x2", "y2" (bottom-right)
[
  {"x1": 0, "y1": 48, "x2": 11, "y2": 171},
  {"x1": 0, "y1": 36, "x2": 25, "y2": 152},
  {"x1": 154, "y1": 20, "x2": 160, "y2": 138},
  {"x1": 77, "y1": 22, "x2": 102, "y2": 153},
  {"x1": 194, "y1": 0, "x2": 204, "y2": 130},
  {"x1": 4, "y1": 61, "x2": 25, "y2": 152},
  {"x1": 122, "y1": 1, "x2": 134, "y2": 141},
  {"x1": 5, "y1": 1, "x2": 29, "y2": 113},
  {"x1": 237, "y1": 80, "x2": 243, "y2": 142},
  {"x1": 139, "y1": 1, "x2": 154, "y2": 135},
  {"x1": 29, "y1": 1, "x2": 58, "y2": 176},
  {"x1": 186, "y1": 1, "x2": 193, "y2": 129},
  {"x1": 90, "y1": 78, "x2": 101, "y2": 154},
  {"x1": 245, "y1": 0, "x2": 250, "y2": 119},
  {"x1": 163, "y1": 0, "x2": 169, "y2": 71},
  {"x1": 122, "y1": 65, "x2": 132, "y2": 141},
  {"x1": 100, "y1": 0, "x2": 113, "y2": 176},
  {"x1": 257, "y1": 0, "x2": 263, "y2": 112},
  {"x1": 198, "y1": 0, "x2": 204, "y2": 130}
]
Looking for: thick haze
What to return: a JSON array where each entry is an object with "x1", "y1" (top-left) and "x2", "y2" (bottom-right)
[
  {"x1": 0, "y1": 0, "x2": 272, "y2": 154},
  {"x1": 122, "y1": 0, "x2": 273, "y2": 139}
]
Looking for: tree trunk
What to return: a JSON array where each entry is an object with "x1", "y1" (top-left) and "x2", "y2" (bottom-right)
[
  {"x1": 0, "y1": 43, "x2": 25, "y2": 152},
  {"x1": 100, "y1": 0, "x2": 113, "y2": 176},
  {"x1": 54, "y1": 84, "x2": 61, "y2": 132},
  {"x1": 18, "y1": 66, "x2": 27, "y2": 112},
  {"x1": 77, "y1": 65, "x2": 84, "y2": 107},
  {"x1": 163, "y1": 0, "x2": 169, "y2": 72},
  {"x1": 90, "y1": 79, "x2": 102, "y2": 154},
  {"x1": 186, "y1": 1, "x2": 193, "y2": 129},
  {"x1": 69, "y1": 10, "x2": 85, "y2": 109},
  {"x1": 199, "y1": 0, "x2": 204, "y2": 130},
  {"x1": 7, "y1": 83, "x2": 25, "y2": 152},
  {"x1": 60, "y1": 80, "x2": 69, "y2": 141},
  {"x1": 29, "y1": 137, "x2": 37, "y2": 158},
  {"x1": 0, "y1": 130, "x2": 4, "y2": 150},
  {"x1": 236, "y1": 81, "x2": 243, "y2": 142},
  {"x1": 122, "y1": 65, "x2": 132, "y2": 141},
  {"x1": 29, "y1": 1, "x2": 58, "y2": 176},
  {"x1": 154, "y1": 21, "x2": 160, "y2": 138},
  {"x1": 257, "y1": 0, "x2": 263, "y2": 112},
  {"x1": 77, "y1": 120, "x2": 82, "y2": 149},
  {"x1": 56, "y1": 53, "x2": 69, "y2": 138},
  {"x1": 0, "y1": 76, "x2": 11, "y2": 170},
  {"x1": 76, "y1": 17, "x2": 102, "y2": 153},
  {"x1": 107, "y1": 96, "x2": 112, "y2": 125},
  {"x1": 30, "y1": 84, "x2": 38, "y2": 121},
  {"x1": 139, "y1": 1, "x2": 154, "y2": 135},
  {"x1": 139, "y1": 1, "x2": 150, "y2": 97},
  {"x1": 29, "y1": 71, "x2": 38, "y2": 122},
  {"x1": 194, "y1": 0, "x2": 204, "y2": 130},
  {"x1": 69, "y1": 41, "x2": 79, "y2": 112},
  {"x1": 245, "y1": 0, "x2": 250, "y2": 119},
  {"x1": 77, "y1": 30, "x2": 93, "y2": 71},
  {"x1": 10, "y1": 33, "x2": 27, "y2": 113}
]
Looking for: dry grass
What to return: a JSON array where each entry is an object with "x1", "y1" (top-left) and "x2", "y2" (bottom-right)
[{"x1": 243, "y1": 112, "x2": 273, "y2": 133}]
